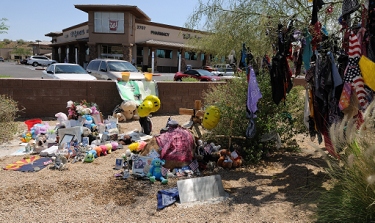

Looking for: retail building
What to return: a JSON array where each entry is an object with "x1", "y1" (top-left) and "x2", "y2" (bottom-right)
[{"x1": 45, "y1": 4, "x2": 210, "y2": 72}]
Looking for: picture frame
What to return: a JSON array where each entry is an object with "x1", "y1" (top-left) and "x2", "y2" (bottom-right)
[
  {"x1": 131, "y1": 155, "x2": 153, "y2": 176},
  {"x1": 60, "y1": 134, "x2": 75, "y2": 146},
  {"x1": 82, "y1": 137, "x2": 89, "y2": 146}
]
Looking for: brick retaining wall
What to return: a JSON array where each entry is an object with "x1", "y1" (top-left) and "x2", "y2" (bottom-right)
[{"x1": 0, "y1": 78, "x2": 306, "y2": 119}]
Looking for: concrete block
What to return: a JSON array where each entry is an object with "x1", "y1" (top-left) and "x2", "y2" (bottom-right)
[{"x1": 177, "y1": 175, "x2": 226, "y2": 204}]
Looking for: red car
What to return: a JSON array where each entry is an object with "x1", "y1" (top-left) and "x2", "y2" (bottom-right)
[
  {"x1": 202, "y1": 65, "x2": 215, "y2": 72},
  {"x1": 174, "y1": 69, "x2": 221, "y2": 81}
]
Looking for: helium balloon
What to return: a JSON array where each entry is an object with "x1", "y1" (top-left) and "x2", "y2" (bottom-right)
[
  {"x1": 137, "y1": 100, "x2": 153, "y2": 117},
  {"x1": 202, "y1": 106, "x2": 221, "y2": 130},
  {"x1": 145, "y1": 95, "x2": 161, "y2": 112}
]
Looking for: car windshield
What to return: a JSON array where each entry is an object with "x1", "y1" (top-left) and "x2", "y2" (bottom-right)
[
  {"x1": 196, "y1": 69, "x2": 214, "y2": 76},
  {"x1": 55, "y1": 65, "x2": 87, "y2": 74},
  {"x1": 107, "y1": 61, "x2": 138, "y2": 72}
]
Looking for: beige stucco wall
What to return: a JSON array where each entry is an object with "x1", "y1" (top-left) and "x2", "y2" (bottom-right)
[{"x1": 134, "y1": 22, "x2": 202, "y2": 43}]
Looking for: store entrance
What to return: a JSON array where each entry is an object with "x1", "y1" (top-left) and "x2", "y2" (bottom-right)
[{"x1": 136, "y1": 46, "x2": 145, "y2": 71}]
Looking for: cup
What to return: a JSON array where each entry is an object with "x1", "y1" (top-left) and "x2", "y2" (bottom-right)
[
  {"x1": 121, "y1": 72, "x2": 130, "y2": 82},
  {"x1": 144, "y1": 72, "x2": 153, "y2": 81}
]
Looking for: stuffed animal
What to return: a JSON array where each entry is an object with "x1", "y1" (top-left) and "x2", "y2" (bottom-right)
[
  {"x1": 83, "y1": 150, "x2": 95, "y2": 162},
  {"x1": 105, "y1": 143, "x2": 112, "y2": 154},
  {"x1": 114, "y1": 100, "x2": 140, "y2": 122},
  {"x1": 217, "y1": 149, "x2": 242, "y2": 169},
  {"x1": 100, "y1": 145, "x2": 107, "y2": 156},
  {"x1": 55, "y1": 112, "x2": 68, "y2": 125},
  {"x1": 82, "y1": 115, "x2": 96, "y2": 130},
  {"x1": 94, "y1": 146, "x2": 102, "y2": 157},
  {"x1": 147, "y1": 158, "x2": 168, "y2": 184},
  {"x1": 217, "y1": 149, "x2": 234, "y2": 169}
]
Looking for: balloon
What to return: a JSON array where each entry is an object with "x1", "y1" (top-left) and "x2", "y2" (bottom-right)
[
  {"x1": 145, "y1": 95, "x2": 161, "y2": 112},
  {"x1": 202, "y1": 106, "x2": 221, "y2": 130},
  {"x1": 137, "y1": 100, "x2": 153, "y2": 117}
]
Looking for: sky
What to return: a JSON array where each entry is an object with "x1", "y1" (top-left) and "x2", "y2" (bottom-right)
[{"x1": 0, "y1": 0, "x2": 201, "y2": 42}]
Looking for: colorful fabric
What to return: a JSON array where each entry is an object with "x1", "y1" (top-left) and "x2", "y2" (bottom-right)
[
  {"x1": 161, "y1": 166, "x2": 169, "y2": 177},
  {"x1": 247, "y1": 66, "x2": 262, "y2": 113},
  {"x1": 352, "y1": 76, "x2": 368, "y2": 110},
  {"x1": 116, "y1": 80, "x2": 157, "y2": 105},
  {"x1": 4, "y1": 155, "x2": 41, "y2": 170},
  {"x1": 339, "y1": 82, "x2": 352, "y2": 111},
  {"x1": 189, "y1": 160, "x2": 199, "y2": 172},
  {"x1": 157, "y1": 187, "x2": 179, "y2": 210},
  {"x1": 156, "y1": 127, "x2": 194, "y2": 163},
  {"x1": 17, "y1": 157, "x2": 52, "y2": 172}
]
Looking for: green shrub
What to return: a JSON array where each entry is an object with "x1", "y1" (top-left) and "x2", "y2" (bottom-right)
[
  {"x1": 316, "y1": 101, "x2": 375, "y2": 222},
  {"x1": 0, "y1": 95, "x2": 21, "y2": 144},
  {"x1": 181, "y1": 77, "x2": 199, "y2": 82},
  {"x1": 201, "y1": 70, "x2": 306, "y2": 163}
]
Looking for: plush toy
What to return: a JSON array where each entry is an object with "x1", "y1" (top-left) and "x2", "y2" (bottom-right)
[
  {"x1": 100, "y1": 145, "x2": 107, "y2": 156},
  {"x1": 217, "y1": 149, "x2": 233, "y2": 169},
  {"x1": 216, "y1": 149, "x2": 242, "y2": 169},
  {"x1": 82, "y1": 115, "x2": 96, "y2": 130},
  {"x1": 111, "y1": 141, "x2": 119, "y2": 151},
  {"x1": 67, "y1": 100, "x2": 78, "y2": 120},
  {"x1": 147, "y1": 158, "x2": 168, "y2": 184},
  {"x1": 114, "y1": 100, "x2": 139, "y2": 122},
  {"x1": 83, "y1": 150, "x2": 95, "y2": 162},
  {"x1": 55, "y1": 112, "x2": 68, "y2": 125},
  {"x1": 105, "y1": 143, "x2": 113, "y2": 154},
  {"x1": 94, "y1": 146, "x2": 102, "y2": 157}
]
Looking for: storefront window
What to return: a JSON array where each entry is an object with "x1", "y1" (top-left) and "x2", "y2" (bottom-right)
[
  {"x1": 156, "y1": 49, "x2": 172, "y2": 59},
  {"x1": 100, "y1": 45, "x2": 123, "y2": 59},
  {"x1": 185, "y1": 52, "x2": 197, "y2": 60}
]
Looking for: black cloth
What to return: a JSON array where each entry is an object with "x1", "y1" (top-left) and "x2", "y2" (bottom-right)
[{"x1": 270, "y1": 54, "x2": 293, "y2": 105}]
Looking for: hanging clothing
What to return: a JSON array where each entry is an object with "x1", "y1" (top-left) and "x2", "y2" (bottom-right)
[
  {"x1": 302, "y1": 29, "x2": 313, "y2": 72},
  {"x1": 270, "y1": 54, "x2": 293, "y2": 105},
  {"x1": 247, "y1": 65, "x2": 262, "y2": 114}
]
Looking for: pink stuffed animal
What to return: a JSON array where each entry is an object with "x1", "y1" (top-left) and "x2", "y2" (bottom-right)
[
  {"x1": 100, "y1": 145, "x2": 107, "y2": 156},
  {"x1": 55, "y1": 112, "x2": 68, "y2": 125}
]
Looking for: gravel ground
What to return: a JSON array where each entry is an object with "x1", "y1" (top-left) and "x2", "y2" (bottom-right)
[{"x1": 0, "y1": 115, "x2": 327, "y2": 222}]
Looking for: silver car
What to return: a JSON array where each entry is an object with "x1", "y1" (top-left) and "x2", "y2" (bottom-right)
[
  {"x1": 42, "y1": 63, "x2": 97, "y2": 80},
  {"x1": 27, "y1": 56, "x2": 57, "y2": 67},
  {"x1": 86, "y1": 59, "x2": 145, "y2": 81}
]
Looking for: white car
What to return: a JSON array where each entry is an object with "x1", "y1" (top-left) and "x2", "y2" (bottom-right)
[
  {"x1": 86, "y1": 59, "x2": 145, "y2": 81},
  {"x1": 42, "y1": 63, "x2": 97, "y2": 80},
  {"x1": 27, "y1": 56, "x2": 57, "y2": 67}
]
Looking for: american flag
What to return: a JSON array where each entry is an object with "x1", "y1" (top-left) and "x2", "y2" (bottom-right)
[
  {"x1": 161, "y1": 166, "x2": 169, "y2": 176},
  {"x1": 189, "y1": 160, "x2": 199, "y2": 172}
]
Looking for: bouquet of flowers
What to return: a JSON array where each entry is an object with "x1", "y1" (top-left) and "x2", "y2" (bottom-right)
[
  {"x1": 128, "y1": 141, "x2": 147, "y2": 154},
  {"x1": 66, "y1": 100, "x2": 100, "y2": 120}
]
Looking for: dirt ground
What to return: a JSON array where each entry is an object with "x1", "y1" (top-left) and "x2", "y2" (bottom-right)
[{"x1": 0, "y1": 115, "x2": 329, "y2": 222}]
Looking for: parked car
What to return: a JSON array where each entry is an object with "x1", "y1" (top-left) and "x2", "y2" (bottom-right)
[
  {"x1": 42, "y1": 63, "x2": 97, "y2": 80},
  {"x1": 202, "y1": 65, "x2": 215, "y2": 72},
  {"x1": 0, "y1": 57, "x2": 4, "y2": 62},
  {"x1": 86, "y1": 59, "x2": 145, "y2": 81},
  {"x1": 20, "y1": 58, "x2": 28, "y2": 64},
  {"x1": 27, "y1": 56, "x2": 56, "y2": 67},
  {"x1": 174, "y1": 69, "x2": 220, "y2": 81}
]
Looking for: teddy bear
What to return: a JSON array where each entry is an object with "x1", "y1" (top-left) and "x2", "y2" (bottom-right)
[
  {"x1": 217, "y1": 149, "x2": 243, "y2": 169},
  {"x1": 147, "y1": 158, "x2": 168, "y2": 184},
  {"x1": 113, "y1": 100, "x2": 140, "y2": 122},
  {"x1": 217, "y1": 149, "x2": 233, "y2": 169}
]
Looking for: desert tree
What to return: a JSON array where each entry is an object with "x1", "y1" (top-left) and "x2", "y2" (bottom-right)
[
  {"x1": 185, "y1": 0, "x2": 343, "y2": 61},
  {"x1": 0, "y1": 18, "x2": 9, "y2": 34}
]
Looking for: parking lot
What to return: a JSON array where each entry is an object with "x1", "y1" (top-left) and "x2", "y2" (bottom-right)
[{"x1": 0, "y1": 62, "x2": 174, "y2": 81}]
